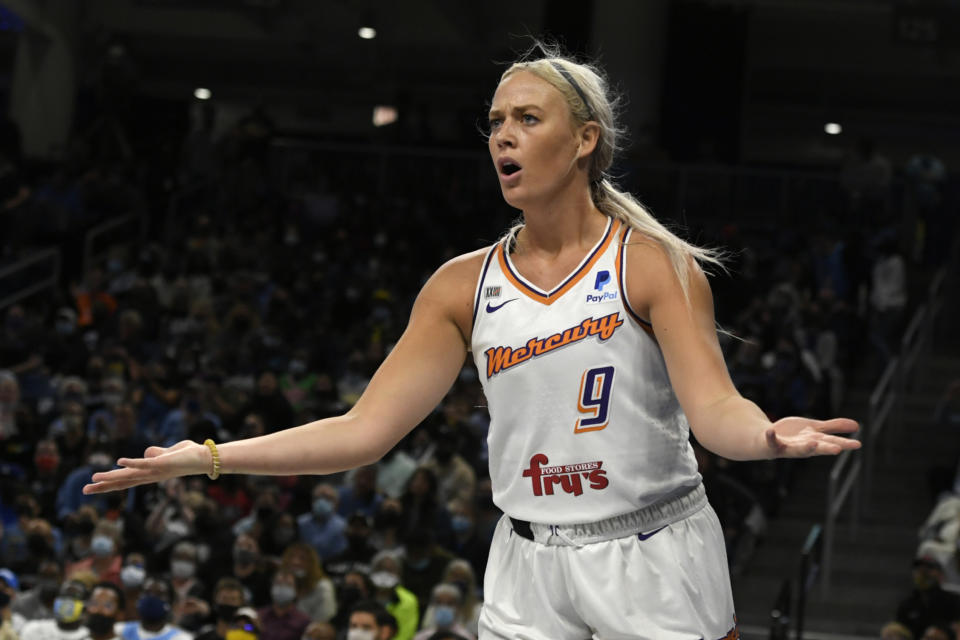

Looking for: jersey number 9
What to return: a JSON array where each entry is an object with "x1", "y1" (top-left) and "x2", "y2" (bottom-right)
[{"x1": 575, "y1": 365, "x2": 615, "y2": 433}]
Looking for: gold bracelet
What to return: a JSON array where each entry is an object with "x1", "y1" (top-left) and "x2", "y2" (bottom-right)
[{"x1": 203, "y1": 439, "x2": 221, "y2": 480}]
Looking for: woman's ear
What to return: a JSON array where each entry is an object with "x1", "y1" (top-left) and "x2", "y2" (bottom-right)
[{"x1": 577, "y1": 122, "x2": 600, "y2": 159}]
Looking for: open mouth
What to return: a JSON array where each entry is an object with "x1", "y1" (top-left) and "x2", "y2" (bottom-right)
[{"x1": 501, "y1": 162, "x2": 521, "y2": 176}]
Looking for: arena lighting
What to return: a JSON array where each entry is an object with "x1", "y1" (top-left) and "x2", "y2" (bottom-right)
[
  {"x1": 824, "y1": 122, "x2": 842, "y2": 135},
  {"x1": 194, "y1": 87, "x2": 212, "y2": 100},
  {"x1": 373, "y1": 105, "x2": 398, "y2": 127},
  {"x1": 358, "y1": 26, "x2": 377, "y2": 39}
]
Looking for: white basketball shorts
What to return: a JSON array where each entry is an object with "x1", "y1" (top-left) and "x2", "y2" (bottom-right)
[{"x1": 479, "y1": 486, "x2": 739, "y2": 639}]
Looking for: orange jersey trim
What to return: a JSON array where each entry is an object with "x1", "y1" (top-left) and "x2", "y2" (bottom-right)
[{"x1": 497, "y1": 219, "x2": 622, "y2": 306}]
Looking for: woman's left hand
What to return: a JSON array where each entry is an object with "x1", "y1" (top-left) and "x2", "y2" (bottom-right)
[{"x1": 764, "y1": 417, "x2": 861, "y2": 458}]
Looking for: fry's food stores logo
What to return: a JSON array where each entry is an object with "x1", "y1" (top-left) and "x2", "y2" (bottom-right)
[{"x1": 521, "y1": 453, "x2": 609, "y2": 497}]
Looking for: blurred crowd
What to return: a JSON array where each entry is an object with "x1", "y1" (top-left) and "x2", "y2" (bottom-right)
[{"x1": 1, "y1": 100, "x2": 955, "y2": 640}]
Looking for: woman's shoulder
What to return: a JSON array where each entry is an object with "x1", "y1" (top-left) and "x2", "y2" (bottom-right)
[
  {"x1": 429, "y1": 247, "x2": 491, "y2": 287},
  {"x1": 421, "y1": 247, "x2": 490, "y2": 306}
]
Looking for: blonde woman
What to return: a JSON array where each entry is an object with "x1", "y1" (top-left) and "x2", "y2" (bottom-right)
[
  {"x1": 85, "y1": 43, "x2": 859, "y2": 638},
  {"x1": 279, "y1": 543, "x2": 335, "y2": 623}
]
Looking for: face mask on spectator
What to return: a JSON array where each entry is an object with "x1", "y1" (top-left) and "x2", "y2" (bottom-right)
[
  {"x1": 433, "y1": 605, "x2": 455, "y2": 627},
  {"x1": 56, "y1": 320, "x2": 75, "y2": 336},
  {"x1": 233, "y1": 549, "x2": 257, "y2": 566},
  {"x1": 272, "y1": 528, "x2": 295, "y2": 547},
  {"x1": 271, "y1": 584, "x2": 296, "y2": 606},
  {"x1": 288, "y1": 360, "x2": 306, "y2": 376},
  {"x1": 215, "y1": 604, "x2": 239, "y2": 622},
  {"x1": 35, "y1": 454, "x2": 59, "y2": 474},
  {"x1": 37, "y1": 577, "x2": 60, "y2": 600},
  {"x1": 137, "y1": 595, "x2": 169, "y2": 623},
  {"x1": 28, "y1": 534, "x2": 51, "y2": 556},
  {"x1": 87, "y1": 613, "x2": 116, "y2": 635},
  {"x1": 53, "y1": 597, "x2": 84, "y2": 623},
  {"x1": 312, "y1": 498, "x2": 333, "y2": 520},
  {"x1": 451, "y1": 515, "x2": 471, "y2": 534},
  {"x1": 91, "y1": 535, "x2": 115, "y2": 557},
  {"x1": 121, "y1": 565, "x2": 146, "y2": 589},
  {"x1": 171, "y1": 560, "x2": 196, "y2": 579},
  {"x1": 346, "y1": 631, "x2": 375, "y2": 640}
]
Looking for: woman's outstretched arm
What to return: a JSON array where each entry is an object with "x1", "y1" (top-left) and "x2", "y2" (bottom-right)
[
  {"x1": 626, "y1": 238, "x2": 860, "y2": 461},
  {"x1": 83, "y1": 253, "x2": 481, "y2": 494}
]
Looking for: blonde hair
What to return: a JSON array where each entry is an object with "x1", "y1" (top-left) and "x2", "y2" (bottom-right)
[{"x1": 495, "y1": 43, "x2": 724, "y2": 301}]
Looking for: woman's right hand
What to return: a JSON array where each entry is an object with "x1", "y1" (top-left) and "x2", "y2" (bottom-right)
[{"x1": 83, "y1": 440, "x2": 211, "y2": 494}]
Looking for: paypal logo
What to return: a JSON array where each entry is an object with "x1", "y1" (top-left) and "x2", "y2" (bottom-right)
[
  {"x1": 587, "y1": 270, "x2": 618, "y2": 304},
  {"x1": 594, "y1": 270, "x2": 611, "y2": 291}
]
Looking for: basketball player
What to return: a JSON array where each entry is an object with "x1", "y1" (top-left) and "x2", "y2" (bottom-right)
[{"x1": 85, "y1": 46, "x2": 860, "y2": 638}]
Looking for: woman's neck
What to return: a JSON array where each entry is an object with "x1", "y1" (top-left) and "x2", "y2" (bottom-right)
[{"x1": 517, "y1": 193, "x2": 606, "y2": 257}]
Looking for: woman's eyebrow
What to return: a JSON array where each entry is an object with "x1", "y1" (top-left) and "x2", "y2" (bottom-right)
[{"x1": 488, "y1": 104, "x2": 543, "y2": 118}]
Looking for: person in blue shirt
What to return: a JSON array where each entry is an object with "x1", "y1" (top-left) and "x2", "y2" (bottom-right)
[{"x1": 295, "y1": 484, "x2": 345, "y2": 562}]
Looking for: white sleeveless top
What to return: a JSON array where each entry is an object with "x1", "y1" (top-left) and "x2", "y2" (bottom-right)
[{"x1": 470, "y1": 217, "x2": 701, "y2": 525}]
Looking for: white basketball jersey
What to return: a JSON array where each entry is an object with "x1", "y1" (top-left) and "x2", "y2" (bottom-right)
[{"x1": 471, "y1": 217, "x2": 702, "y2": 525}]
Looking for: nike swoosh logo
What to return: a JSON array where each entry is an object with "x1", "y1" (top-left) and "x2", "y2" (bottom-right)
[
  {"x1": 636, "y1": 526, "x2": 667, "y2": 541},
  {"x1": 486, "y1": 298, "x2": 518, "y2": 313}
]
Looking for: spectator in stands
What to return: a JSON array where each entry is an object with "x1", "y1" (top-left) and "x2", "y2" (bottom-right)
[
  {"x1": 420, "y1": 560, "x2": 480, "y2": 636},
  {"x1": 868, "y1": 232, "x2": 907, "y2": 364},
  {"x1": 413, "y1": 583, "x2": 474, "y2": 640},
  {"x1": 261, "y1": 512, "x2": 297, "y2": 560},
  {"x1": 30, "y1": 439, "x2": 66, "y2": 518},
  {"x1": 240, "y1": 373, "x2": 293, "y2": 434},
  {"x1": 444, "y1": 501, "x2": 487, "y2": 583},
  {"x1": 119, "y1": 575, "x2": 192, "y2": 640},
  {"x1": 397, "y1": 468, "x2": 452, "y2": 549},
  {"x1": 118, "y1": 552, "x2": 147, "y2": 621},
  {"x1": 423, "y1": 426, "x2": 475, "y2": 511},
  {"x1": 278, "y1": 543, "x2": 335, "y2": 623},
  {"x1": 56, "y1": 452, "x2": 113, "y2": 521},
  {"x1": 227, "y1": 608, "x2": 260, "y2": 640},
  {"x1": 337, "y1": 466, "x2": 382, "y2": 520},
  {"x1": 256, "y1": 569, "x2": 308, "y2": 640},
  {"x1": 896, "y1": 554, "x2": 960, "y2": 637},
  {"x1": 326, "y1": 513, "x2": 377, "y2": 577},
  {"x1": 370, "y1": 500, "x2": 404, "y2": 553},
  {"x1": 0, "y1": 370, "x2": 20, "y2": 441},
  {"x1": 65, "y1": 520, "x2": 122, "y2": 585},
  {"x1": 86, "y1": 582, "x2": 124, "y2": 640},
  {"x1": 880, "y1": 621, "x2": 913, "y2": 640},
  {"x1": 169, "y1": 540, "x2": 209, "y2": 631},
  {"x1": 12, "y1": 558, "x2": 63, "y2": 623},
  {"x1": 19, "y1": 579, "x2": 88, "y2": 640},
  {"x1": 227, "y1": 535, "x2": 271, "y2": 609},
  {"x1": 330, "y1": 570, "x2": 374, "y2": 631},
  {"x1": 296, "y1": 483, "x2": 346, "y2": 562},
  {"x1": 0, "y1": 568, "x2": 21, "y2": 640},
  {"x1": 369, "y1": 554, "x2": 417, "y2": 640},
  {"x1": 920, "y1": 623, "x2": 953, "y2": 640},
  {"x1": 346, "y1": 601, "x2": 396, "y2": 640},
  {"x1": 840, "y1": 137, "x2": 892, "y2": 222},
  {"x1": 299, "y1": 621, "x2": 334, "y2": 640},
  {"x1": 194, "y1": 578, "x2": 246, "y2": 640},
  {"x1": 400, "y1": 530, "x2": 454, "y2": 609}
]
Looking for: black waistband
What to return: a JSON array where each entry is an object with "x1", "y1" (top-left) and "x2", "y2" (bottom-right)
[{"x1": 510, "y1": 517, "x2": 534, "y2": 541}]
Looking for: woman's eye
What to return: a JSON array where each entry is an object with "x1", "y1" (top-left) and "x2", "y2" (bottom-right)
[
  {"x1": 488, "y1": 119, "x2": 502, "y2": 130},
  {"x1": 522, "y1": 114, "x2": 539, "y2": 124}
]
